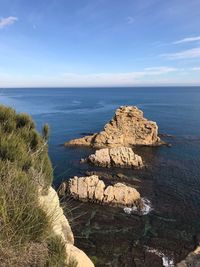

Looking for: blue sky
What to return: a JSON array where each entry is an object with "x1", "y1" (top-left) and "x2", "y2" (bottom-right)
[{"x1": 0, "y1": 0, "x2": 200, "y2": 87}]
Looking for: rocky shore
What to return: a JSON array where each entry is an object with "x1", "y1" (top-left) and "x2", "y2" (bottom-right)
[
  {"x1": 59, "y1": 175, "x2": 142, "y2": 208},
  {"x1": 65, "y1": 105, "x2": 165, "y2": 170},
  {"x1": 62, "y1": 105, "x2": 196, "y2": 266},
  {"x1": 65, "y1": 106, "x2": 163, "y2": 148}
]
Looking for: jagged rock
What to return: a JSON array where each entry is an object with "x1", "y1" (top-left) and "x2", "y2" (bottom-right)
[
  {"x1": 95, "y1": 180, "x2": 105, "y2": 202},
  {"x1": 67, "y1": 175, "x2": 141, "y2": 207},
  {"x1": 88, "y1": 146, "x2": 143, "y2": 168},
  {"x1": 39, "y1": 186, "x2": 94, "y2": 267},
  {"x1": 177, "y1": 246, "x2": 200, "y2": 267},
  {"x1": 65, "y1": 106, "x2": 162, "y2": 148},
  {"x1": 88, "y1": 147, "x2": 111, "y2": 167},
  {"x1": 104, "y1": 186, "x2": 114, "y2": 203}
]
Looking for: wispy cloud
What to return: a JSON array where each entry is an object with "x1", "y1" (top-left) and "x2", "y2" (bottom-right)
[
  {"x1": 61, "y1": 67, "x2": 177, "y2": 84},
  {"x1": 126, "y1": 16, "x2": 135, "y2": 24},
  {"x1": 192, "y1": 67, "x2": 200, "y2": 71},
  {"x1": 174, "y1": 36, "x2": 200, "y2": 44},
  {"x1": 161, "y1": 48, "x2": 200, "y2": 60},
  {"x1": 0, "y1": 67, "x2": 177, "y2": 87},
  {"x1": 143, "y1": 67, "x2": 177, "y2": 74},
  {"x1": 0, "y1": 16, "x2": 18, "y2": 29}
]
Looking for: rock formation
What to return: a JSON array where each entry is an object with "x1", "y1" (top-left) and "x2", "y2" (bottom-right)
[
  {"x1": 65, "y1": 106, "x2": 162, "y2": 148},
  {"x1": 177, "y1": 246, "x2": 200, "y2": 267},
  {"x1": 39, "y1": 186, "x2": 94, "y2": 267},
  {"x1": 87, "y1": 146, "x2": 143, "y2": 168},
  {"x1": 62, "y1": 175, "x2": 141, "y2": 207}
]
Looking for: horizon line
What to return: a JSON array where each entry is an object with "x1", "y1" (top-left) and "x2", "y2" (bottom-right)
[{"x1": 1, "y1": 84, "x2": 200, "y2": 89}]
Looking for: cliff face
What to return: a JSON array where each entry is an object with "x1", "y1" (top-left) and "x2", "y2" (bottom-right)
[
  {"x1": 65, "y1": 106, "x2": 162, "y2": 148},
  {"x1": 39, "y1": 186, "x2": 94, "y2": 267}
]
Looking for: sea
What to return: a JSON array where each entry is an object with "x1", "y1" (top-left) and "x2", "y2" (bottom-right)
[{"x1": 1, "y1": 87, "x2": 200, "y2": 266}]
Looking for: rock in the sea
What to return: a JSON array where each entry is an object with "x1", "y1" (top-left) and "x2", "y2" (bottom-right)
[
  {"x1": 65, "y1": 106, "x2": 162, "y2": 148},
  {"x1": 88, "y1": 146, "x2": 143, "y2": 168},
  {"x1": 67, "y1": 175, "x2": 141, "y2": 207}
]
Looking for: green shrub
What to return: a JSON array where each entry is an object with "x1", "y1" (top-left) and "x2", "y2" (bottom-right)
[
  {"x1": 16, "y1": 113, "x2": 35, "y2": 129},
  {"x1": 0, "y1": 105, "x2": 16, "y2": 125},
  {"x1": 0, "y1": 105, "x2": 53, "y2": 186},
  {"x1": 0, "y1": 105, "x2": 68, "y2": 267},
  {"x1": 0, "y1": 133, "x2": 31, "y2": 170}
]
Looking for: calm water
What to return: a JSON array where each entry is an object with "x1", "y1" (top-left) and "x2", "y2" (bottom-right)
[{"x1": 1, "y1": 87, "x2": 200, "y2": 266}]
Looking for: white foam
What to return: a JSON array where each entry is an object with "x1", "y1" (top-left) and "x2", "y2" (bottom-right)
[
  {"x1": 145, "y1": 246, "x2": 175, "y2": 267},
  {"x1": 162, "y1": 256, "x2": 174, "y2": 267},
  {"x1": 123, "y1": 198, "x2": 153, "y2": 215}
]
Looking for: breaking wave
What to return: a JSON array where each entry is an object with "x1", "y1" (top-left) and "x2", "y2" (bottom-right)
[{"x1": 124, "y1": 198, "x2": 153, "y2": 215}]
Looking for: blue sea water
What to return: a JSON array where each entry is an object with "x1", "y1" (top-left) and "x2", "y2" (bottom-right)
[{"x1": 1, "y1": 87, "x2": 200, "y2": 264}]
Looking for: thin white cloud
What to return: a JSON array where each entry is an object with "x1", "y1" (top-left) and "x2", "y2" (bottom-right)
[
  {"x1": 126, "y1": 16, "x2": 135, "y2": 24},
  {"x1": 161, "y1": 48, "x2": 200, "y2": 60},
  {"x1": 0, "y1": 67, "x2": 178, "y2": 87},
  {"x1": 60, "y1": 67, "x2": 177, "y2": 84},
  {"x1": 192, "y1": 67, "x2": 200, "y2": 71},
  {"x1": 0, "y1": 16, "x2": 18, "y2": 29},
  {"x1": 144, "y1": 67, "x2": 177, "y2": 74},
  {"x1": 174, "y1": 36, "x2": 200, "y2": 44}
]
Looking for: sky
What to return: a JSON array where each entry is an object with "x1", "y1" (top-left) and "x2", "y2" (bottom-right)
[{"x1": 0, "y1": 0, "x2": 200, "y2": 87}]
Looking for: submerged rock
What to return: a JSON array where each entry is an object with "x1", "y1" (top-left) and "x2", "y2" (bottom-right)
[
  {"x1": 87, "y1": 146, "x2": 143, "y2": 168},
  {"x1": 64, "y1": 175, "x2": 141, "y2": 207},
  {"x1": 65, "y1": 106, "x2": 163, "y2": 148}
]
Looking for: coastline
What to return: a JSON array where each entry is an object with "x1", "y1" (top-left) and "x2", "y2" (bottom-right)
[{"x1": 1, "y1": 88, "x2": 200, "y2": 266}]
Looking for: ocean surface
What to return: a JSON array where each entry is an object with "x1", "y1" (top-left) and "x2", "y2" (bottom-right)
[{"x1": 1, "y1": 87, "x2": 200, "y2": 266}]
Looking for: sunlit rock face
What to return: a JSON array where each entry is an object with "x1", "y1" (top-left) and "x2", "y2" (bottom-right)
[
  {"x1": 87, "y1": 146, "x2": 143, "y2": 168},
  {"x1": 39, "y1": 186, "x2": 94, "y2": 267},
  {"x1": 65, "y1": 175, "x2": 141, "y2": 207},
  {"x1": 65, "y1": 106, "x2": 162, "y2": 148}
]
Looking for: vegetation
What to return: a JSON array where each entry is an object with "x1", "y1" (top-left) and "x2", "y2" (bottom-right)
[{"x1": 0, "y1": 105, "x2": 69, "y2": 267}]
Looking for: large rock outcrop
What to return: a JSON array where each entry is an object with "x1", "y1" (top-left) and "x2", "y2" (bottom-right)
[
  {"x1": 63, "y1": 175, "x2": 141, "y2": 207},
  {"x1": 39, "y1": 186, "x2": 94, "y2": 267},
  {"x1": 87, "y1": 146, "x2": 143, "y2": 168},
  {"x1": 65, "y1": 106, "x2": 162, "y2": 148}
]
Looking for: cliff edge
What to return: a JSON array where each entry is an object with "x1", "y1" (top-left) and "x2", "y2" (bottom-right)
[{"x1": 39, "y1": 186, "x2": 94, "y2": 267}]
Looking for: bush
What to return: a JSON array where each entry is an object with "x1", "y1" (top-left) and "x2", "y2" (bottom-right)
[
  {"x1": 0, "y1": 105, "x2": 68, "y2": 267},
  {"x1": 0, "y1": 105, "x2": 53, "y2": 186},
  {"x1": 16, "y1": 113, "x2": 35, "y2": 129}
]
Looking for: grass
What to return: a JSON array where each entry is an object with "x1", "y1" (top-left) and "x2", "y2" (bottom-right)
[
  {"x1": 0, "y1": 105, "x2": 73, "y2": 267},
  {"x1": 45, "y1": 236, "x2": 67, "y2": 267}
]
